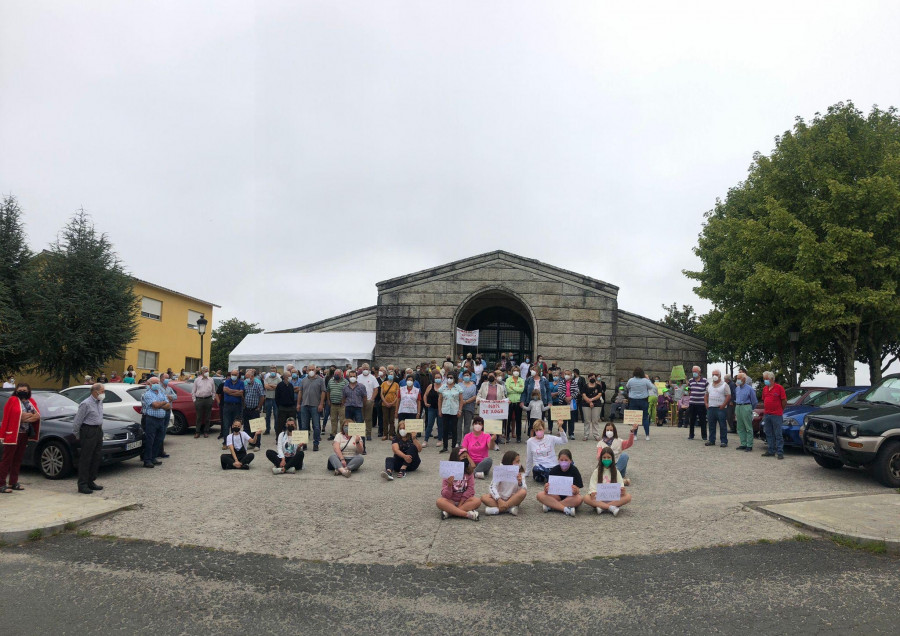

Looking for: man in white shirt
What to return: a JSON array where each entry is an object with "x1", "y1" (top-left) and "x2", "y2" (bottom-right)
[
  {"x1": 519, "y1": 357, "x2": 531, "y2": 379},
  {"x1": 357, "y1": 363, "x2": 379, "y2": 441},
  {"x1": 2, "y1": 376, "x2": 15, "y2": 389}
]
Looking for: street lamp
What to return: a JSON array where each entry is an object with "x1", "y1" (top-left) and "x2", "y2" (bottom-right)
[
  {"x1": 788, "y1": 325, "x2": 800, "y2": 387},
  {"x1": 197, "y1": 314, "x2": 208, "y2": 370}
]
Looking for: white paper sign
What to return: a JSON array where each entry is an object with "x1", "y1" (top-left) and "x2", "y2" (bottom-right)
[
  {"x1": 480, "y1": 399, "x2": 509, "y2": 419},
  {"x1": 492, "y1": 464, "x2": 520, "y2": 484},
  {"x1": 440, "y1": 461, "x2": 465, "y2": 480},
  {"x1": 595, "y1": 483, "x2": 623, "y2": 502},
  {"x1": 548, "y1": 475, "x2": 574, "y2": 496},
  {"x1": 456, "y1": 328, "x2": 480, "y2": 346},
  {"x1": 623, "y1": 409, "x2": 643, "y2": 426}
]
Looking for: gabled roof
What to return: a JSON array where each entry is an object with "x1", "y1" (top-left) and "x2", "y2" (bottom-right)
[
  {"x1": 376, "y1": 250, "x2": 619, "y2": 296},
  {"x1": 132, "y1": 278, "x2": 220, "y2": 308}
]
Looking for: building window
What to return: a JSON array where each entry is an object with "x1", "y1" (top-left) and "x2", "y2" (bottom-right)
[
  {"x1": 184, "y1": 357, "x2": 200, "y2": 373},
  {"x1": 187, "y1": 309, "x2": 204, "y2": 330},
  {"x1": 137, "y1": 350, "x2": 159, "y2": 370},
  {"x1": 141, "y1": 297, "x2": 162, "y2": 321}
]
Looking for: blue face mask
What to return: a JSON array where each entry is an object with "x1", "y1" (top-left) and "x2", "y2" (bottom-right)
[
  {"x1": 692, "y1": 372, "x2": 699, "y2": 378},
  {"x1": 463, "y1": 376, "x2": 471, "y2": 382},
  {"x1": 292, "y1": 374, "x2": 298, "y2": 379},
  {"x1": 526, "y1": 358, "x2": 530, "y2": 363},
  {"x1": 434, "y1": 378, "x2": 442, "y2": 384},
  {"x1": 387, "y1": 375, "x2": 394, "y2": 381},
  {"x1": 163, "y1": 379, "x2": 169, "y2": 386},
  {"x1": 764, "y1": 379, "x2": 771, "y2": 386}
]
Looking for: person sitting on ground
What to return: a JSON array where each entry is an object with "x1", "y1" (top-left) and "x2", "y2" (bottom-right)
[
  {"x1": 267, "y1": 417, "x2": 305, "y2": 474},
  {"x1": 524, "y1": 419, "x2": 568, "y2": 482},
  {"x1": 460, "y1": 415, "x2": 495, "y2": 479},
  {"x1": 535, "y1": 449, "x2": 584, "y2": 517},
  {"x1": 584, "y1": 446, "x2": 632, "y2": 516},
  {"x1": 596, "y1": 421, "x2": 638, "y2": 486},
  {"x1": 382, "y1": 420, "x2": 422, "y2": 480},
  {"x1": 481, "y1": 450, "x2": 528, "y2": 516},
  {"x1": 220, "y1": 418, "x2": 258, "y2": 470},
  {"x1": 328, "y1": 420, "x2": 365, "y2": 477},
  {"x1": 436, "y1": 447, "x2": 481, "y2": 521}
]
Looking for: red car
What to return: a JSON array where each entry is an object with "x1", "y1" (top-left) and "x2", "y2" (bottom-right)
[
  {"x1": 752, "y1": 386, "x2": 831, "y2": 435},
  {"x1": 136, "y1": 380, "x2": 222, "y2": 435}
]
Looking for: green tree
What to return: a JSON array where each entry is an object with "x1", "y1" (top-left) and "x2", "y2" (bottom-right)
[
  {"x1": 687, "y1": 102, "x2": 900, "y2": 386},
  {"x1": 209, "y1": 318, "x2": 264, "y2": 373},
  {"x1": 659, "y1": 302, "x2": 699, "y2": 335},
  {"x1": 0, "y1": 195, "x2": 32, "y2": 373},
  {"x1": 24, "y1": 208, "x2": 138, "y2": 388}
]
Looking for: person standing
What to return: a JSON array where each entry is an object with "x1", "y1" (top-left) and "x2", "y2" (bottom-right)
[
  {"x1": 761, "y1": 371, "x2": 787, "y2": 460},
  {"x1": 0, "y1": 383, "x2": 41, "y2": 493},
  {"x1": 438, "y1": 373, "x2": 463, "y2": 453},
  {"x1": 505, "y1": 367, "x2": 525, "y2": 442},
  {"x1": 557, "y1": 370, "x2": 580, "y2": 440},
  {"x1": 242, "y1": 369, "x2": 265, "y2": 450},
  {"x1": 733, "y1": 372, "x2": 758, "y2": 452},
  {"x1": 625, "y1": 368, "x2": 657, "y2": 440},
  {"x1": 326, "y1": 370, "x2": 347, "y2": 439},
  {"x1": 725, "y1": 374, "x2": 738, "y2": 434},
  {"x1": 704, "y1": 370, "x2": 732, "y2": 447},
  {"x1": 73, "y1": 383, "x2": 106, "y2": 494},
  {"x1": 523, "y1": 368, "x2": 550, "y2": 414},
  {"x1": 140, "y1": 378, "x2": 170, "y2": 469},
  {"x1": 342, "y1": 370, "x2": 368, "y2": 424},
  {"x1": 263, "y1": 366, "x2": 281, "y2": 435},
  {"x1": 358, "y1": 363, "x2": 379, "y2": 441},
  {"x1": 297, "y1": 366, "x2": 326, "y2": 452},
  {"x1": 220, "y1": 370, "x2": 244, "y2": 448},
  {"x1": 274, "y1": 372, "x2": 297, "y2": 438},
  {"x1": 519, "y1": 356, "x2": 531, "y2": 380},
  {"x1": 459, "y1": 371, "x2": 478, "y2": 438},
  {"x1": 687, "y1": 365, "x2": 709, "y2": 441},
  {"x1": 581, "y1": 373, "x2": 604, "y2": 441},
  {"x1": 380, "y1": 370, "x2": 400, "y2": 440},
  {"x1": 191, "y1": 366, "x2": 216, "y2": 438},
  {"x1": 422, "y1": 372, "x2": 443, "y2": 448}
]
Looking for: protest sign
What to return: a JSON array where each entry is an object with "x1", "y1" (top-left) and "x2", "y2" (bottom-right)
[{"x1": 548, "y1": 475, "x2": 574, "y2": 496}]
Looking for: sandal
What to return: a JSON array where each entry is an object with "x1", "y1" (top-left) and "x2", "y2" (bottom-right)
[
  {"x1": 11, "y1": 483, "x2": 24, "y2": 491},
  {"x1": 1, "y1": 486, "x2": 11, "y2": 494}
]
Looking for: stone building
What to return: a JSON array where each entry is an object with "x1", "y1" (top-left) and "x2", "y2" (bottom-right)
[{"x1": 281, "y1": 251, "x2": 706, "y2": 381}]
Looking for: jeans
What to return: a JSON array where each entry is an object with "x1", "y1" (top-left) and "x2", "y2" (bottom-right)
[
  {"x1": 735, "y1": 404, "x2": 754, "y2": 448},
  {"x1": 629, "y1": 397, "x2": 650, "y2": 436},
  {"x1": 763, "y1": 414, "x2": 784, "y2": 454},
  {"x1": 707, "y1": 406, "x2": 728, "y2": 445},
  {"x1": 424, "y1": 406, "x2": 441, "y2": 442},
  {"x1": 617, "y1": 452, "x2": 629, "y2": 476},
  {"x1": 328, "y1": 454, "x2": 364, "y2": 472},
  {"x1": 507, "y1": 402, "x2": 522, "y2": 439},
  {"x1": 221, "y1": 402, "x2": 242, "y2": 439},
  {"x1": 143, "y1": 415, "x2": 166, "y2": 463},
  {"x1": 300, "y1": 405, "x2": 322, "y2": 446},
  {"x1": 345, "y1": 406, "x2": 363, "y2": 423},
  {"x1": 474, "y1": 457, "x2": 493, "y2": 475},
  {"x1": 264, "y1": 398, "x2": 277, "y2": 433},
  {"x1": 688, "y1": 403, "x2": 707, "y2": 439}
]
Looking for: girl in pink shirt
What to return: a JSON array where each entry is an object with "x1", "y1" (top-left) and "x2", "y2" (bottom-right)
[
  {"x1": 461, "y1": 416, "x2": 495, "y2": 479},
  {"x1": 437, "y1": 447, "x2": 481, "y2": 521}
]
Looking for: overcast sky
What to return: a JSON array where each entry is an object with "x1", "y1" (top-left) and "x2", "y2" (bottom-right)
[{"x1": 2, "y1": 1, "x2": 899, "y2": 384}]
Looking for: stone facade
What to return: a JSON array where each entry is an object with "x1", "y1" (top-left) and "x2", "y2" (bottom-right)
[{"x1": 283, "y1": 251, "x2": 707, "y2": 381}]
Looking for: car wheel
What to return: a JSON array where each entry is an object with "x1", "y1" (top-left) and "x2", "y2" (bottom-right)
[
  {"x1": 38, "y1": 440, "x2": 73, "y2": 479},
  {"x1": 871, "y1": 440, "x2": 900, "y2": 488},
  {"x1": 813, "y1": 454, "x2": 843, "y2": 470},
  {"x1": 171, "y1": 411, "x2": 189, "y2": 435}
]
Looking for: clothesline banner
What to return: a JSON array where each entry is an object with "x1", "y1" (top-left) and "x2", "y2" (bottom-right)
[
  {"x1": 455, "y1": 328, "x2": 479, "y2": 346},
  {"x1": 480, "y1": 399, "x2": 509, "y2": 419}
]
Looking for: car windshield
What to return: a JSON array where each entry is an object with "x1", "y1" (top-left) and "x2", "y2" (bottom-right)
[
  {"x1": 808, "y1": 389, "x2": 852, "y2": 408},
  {"x1": 857, "y1": 378, "x2": 900, "y2": 406},
  {"x1": 784, "y1": 387, "x2": 805, "y2": 405},
  {"x1": 33, "y1": 392, "x2": 79, "y2": 418}
]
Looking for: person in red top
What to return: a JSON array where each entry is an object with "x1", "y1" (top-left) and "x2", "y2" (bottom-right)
[
  {"x1": 1, "y1": 382, "x2": 42, "y2": 493},
  {"x1": 761, "y1": 371, "x2": 787, "y2": 459}
]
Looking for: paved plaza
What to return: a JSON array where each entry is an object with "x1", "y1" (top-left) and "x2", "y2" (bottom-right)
[{"x1": 15, "y1": 426, "x2": 889, "y2": 564}]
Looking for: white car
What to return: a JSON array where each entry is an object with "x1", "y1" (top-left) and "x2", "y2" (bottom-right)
[{"x1": 60, "y1": 382, "x2": 147, "y2": 425}]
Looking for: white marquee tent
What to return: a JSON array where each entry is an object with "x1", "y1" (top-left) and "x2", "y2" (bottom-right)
[{"x1": 228, "y1": 332, "x2": 376, "y2": 370}]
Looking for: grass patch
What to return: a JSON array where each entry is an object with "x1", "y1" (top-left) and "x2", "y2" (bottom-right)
[
  {"x1": 0, "y1": 541, "x2": 8, "y2": 549},
  {"x1": 76, "y1": 529, "x2": 92, "y2": 538},
  {"x1": 64, "y1": 521, "x2": 77, "y2": 531},
  {"x1": 829, "y1": 535, "x2": 887, "y2": 554},
  {"x1": 793, "y1": 534, "x2": 812, "y2": 542},
  {"x1": 27, "y1": 529, "x2": 43, "y2": 542},
  {"x1": 756, "y1": 538, "x2": 774, "y2": 545}
]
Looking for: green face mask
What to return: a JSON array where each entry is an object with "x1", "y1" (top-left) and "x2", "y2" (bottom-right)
[{"x1": 601, "y1": 458, "x2": 613, "y2": 467}]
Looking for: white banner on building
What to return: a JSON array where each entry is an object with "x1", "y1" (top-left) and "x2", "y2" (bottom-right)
[{"x1": 455, "y1": 328, "x2": 479, "y2": 346}]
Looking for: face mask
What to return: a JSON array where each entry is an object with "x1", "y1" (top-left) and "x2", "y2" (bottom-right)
[
  {"x1": 153, "y1": 384, "x2": 161, "y2": 392},
  {"x1": 526, "y1": 358, "x2": 530, "y2": 363},
  {"x1": 406, "y1": 380, "x2": 413, "y2": 387},
  {"x1": 387, "y1": 374, "x2": 394, "y2": 381},
  {"x1": 342, "y1": 426, "x2": 349, "y2": 435},
  {"x1": 565, "y1": 375, "x2": 571, "y2": 381},
  {"x1": 463, "y1": 376, "x2": 471, "y2": 382},
  {"x1": 96, "y1": 393, "x2": 105, "y2": 401},
  {"x1": 712, "y1": 375, "x2": 720, "y2": 382},
  {"x1": 269, "y1": 372, "x2": 276, "y2": 378},
  {"x1": 363, "y1": 370, "x2": 370, "y2": 376},
  {"x1": 601, "y1": 458, "x2": 613, "y2": 467},
  {"x1": 163, "y1": 379, "x2": 169, "y2": 386},
  {"x1": 513, "y1": 371, "x2": 519, "y2": 377},
  {"x1": 559, "y1": 460, "x2": 571, "y2": 471},
  {"x1": 535, "y1": 430, "x2": 544, "y2": 439},
  {"x1": 736, "y1": 379, "x2": 743, "y2": 386},
  {"x1": 398, "y1": 428, "x2": 406, "y2": 437},
  {"x1": 764, "y1": 379, "x2": 771, "y2": 386},
  {"x1": 606, "y1": 430, "x2": 613, "y2": 438},
  {"x1": 232, "y1": 426, "x2": 241, "y2": 433},
  {"x1": 17, "y1": 391, "x2": 29, "y2": 399},
  {"x1": 231, "y1": 375, "x2": 238, "y2": 381},
  {"x1": 308, "y1": 371, "x2": 316, "y2": 378},
  {"x1": 335, "y1": 374, "x2": 343, "y2": 380},
  {"x1": 287, "y1": 426, "x2": 295, "y2": 432},
  {"x1": 487, "y1": 376, "x2": 495, "y2": 383},
  {"x1": 203, "y1": 372, "x2": 209, "y2": 378},
  {"x1": 447, "y1": 378, "x2": 454, "y2": 385},
  {"x1": 434, "y1": 378, "x2": 442, "y2": 384},
  {"x1": 692, "y1": 372, "x2": 699, "y2": 378},
  {"x1": 531, "y1": 370, "x2": 536, "y2": 376},
  {"x1": 349, "y1": 377, "x2": 357, "y2": 383},
  {"x1": 473, "y1": 424, "x2": 483, "y2": 432},
  {"x1": 378, "y1": 371, "x2": 384, "y2": 377}
]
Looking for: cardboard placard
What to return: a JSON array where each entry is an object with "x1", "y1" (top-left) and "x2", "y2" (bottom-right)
[
  {"x1": 348, "y1": 422, "x2": 366, "y2": 437},
  {"x1": 549, "y1": 405, "x2": 570, "y2": 421},
  {"x1": 483, "y1": 419, "x2": 503, "y2": 435},
  {"x1": 439, "y1": 461, "x2": 465, "y2": 480},
  {"x1": 291, "y1": 430, "x2": 308, "y2": 446},
  {"x1": 595, "y1": 483, "x2": 623, "y2": 502},
  {"x1": 480, "y1": 399, "x2": 509, "y2": 419},
  {"x1": 623, "y1": 409, "x2": 643, "y2": 426},
  {"x1": 670, "y1": 365, "x2": 686, "y2": 381},
  {"x1": 403, "y1": 419, "x2": 424, "y2": 433},
  {"x1": 492, "y1": 464, "x2": 520, "y2": 484},
  {"x1": 248, "y1": 418, "x2": 266, "y2": 433},
  {"x1": 548, "y1": 475, "x2": 574, "y2": 496}
]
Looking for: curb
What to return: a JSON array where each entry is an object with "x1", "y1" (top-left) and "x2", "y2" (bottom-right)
[{"x1": 1, "y1": 499, "x2": 137, "y2": 545}]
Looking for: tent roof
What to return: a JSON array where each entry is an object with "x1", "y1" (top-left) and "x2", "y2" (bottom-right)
[{"x1": 228, "y1": 332, "x2": 375, "y2": 366}]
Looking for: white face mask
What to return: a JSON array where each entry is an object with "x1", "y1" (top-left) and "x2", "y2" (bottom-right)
[
  {"x1": 713, "y1": 375, "x2": 720, "y2": 382},
  {"x1": 349, "y1": 377, "x2": 357, "y2": 383},
  {"x1": 606, "y1": 430, "x2": 614, "y2": 438},
  {"x1": 513, "y1": 371, "x2": 519, "y2": 377},
  {"x1": 363, "y1": 370, "x2": 370, "y2": 376},
  {"x1": 531, "y1": 370, "x2": 536, "y2": 376},
  {"x1": 406, "y1": 380, "x2": 413, "y2": 387},
  {"x1": 565, "y1": 375, "x2": 571, "y2": 381},
  {"x1": 308, "y1": 371, "x2": 316, "y2": 378},
  {"x1": 398, "y1": 429, "x2": 406, "y2": 437},
  {"x1": 473, "y1": 424, "x2": 483, "y2": 432},
  {"x1": 447, "y1": 378, "x2": 454, "y2": 385},
  {"x1": 203, "y1": 372, "x2": 209, "y2": 378}
]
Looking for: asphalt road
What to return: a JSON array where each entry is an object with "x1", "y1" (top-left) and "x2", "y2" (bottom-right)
[{"x1": 1, "y1": 534, "x2": 897, "y2": 635}]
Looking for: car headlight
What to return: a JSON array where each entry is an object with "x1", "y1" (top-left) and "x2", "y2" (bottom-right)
[
  {"x1": 102, "y1": 432, "x2": 114, "y2": 441},
  {"x1": 846, "y1": 424, "x2": 859, "y2": 438},
  {"x1": 784, "y1": 418, "x2": 798, "y2": 428}
]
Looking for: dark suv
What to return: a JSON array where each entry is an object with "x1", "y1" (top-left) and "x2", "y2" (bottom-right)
[{"x1": 803, "y1": 374, "x2": 900, "y2": 487}]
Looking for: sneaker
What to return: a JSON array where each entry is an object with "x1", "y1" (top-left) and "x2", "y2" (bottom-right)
[
  {"x1": 609, "y1": 505, "x2": 620, "y2": 517},
  {"x1": 623, "y1": 478, "x2": 631, "y2": 486},
  {"x1": 327, "y1": 435, "x2": 335, "y2": 441},
  {"x1": 569, "y1": 435, "x2": 575, "y2": 440},
  {"x1": 705, "y1": 441, "x2": 715, "y2": 446},
  {"x1": 382, "y1": 470, "x2": 394, "y2": 481},
  {"x1": 286, "y1": 467, "x2": 296, "y2": 474},
  {"x1": 777, "y1": 453, "x2": 784, "y2": 460},
  {"x1": 485, "y1": 506, "x2": 500, "y2": 515},
  {"x1": 542, "y1": 504, "x2": 550, "y2": 513},
  {"x1": 583, "y1": 436, "x2": 588, "y2": 441},
  {"x1": 596, "y1": 506, "x2": 605, "y2": 515},
  {"x1": 745, "y1": 447, "x2": 753, "y2": 452},
  {"x1": 645, "y1": 436, "x2": 650, "y2": 441},
  {"x1": 272, "y1": 467, "x2": 284, "y2": 475},
  {"x1": 313, "y1": 444, "x2": 319, "y2": 452},
  {"x1": 493, "y1": 445, "x2": 500, "y2": 451},
  {"x1": 736, "y1": 446, "x2": 746, "y2": 450},
  {"x1": 421, "y1": 441, "x2": 428, "y2": 448},
  {"x1": 397, "y1": 470, "x2": 406, "y2": 478},
  {"x1": 761, "y1": 451, "x2": 775, "y2": 457},
  {"x1": 720, "y1": 443, "x2": 727, "y2": 448},
  {"x1": 509, "y1": 506, "x2": 519, "y2": 516},
  {"x1": 440, "y1": 510, "x2": 449, "y2": 520},
  {"x1": 439, "y1": 448, "x2": 448, "y2": 453},
  {"x1": 340, "y1": 467, "x2": 351, "y2": 477},
  {"x1": 563, "y1": 506, "x2": 576, "y2": 517},
  {"x1": 475, "y1": 471, "x2": 485, "y2": 480},
  {"x1": 467, "y1": 510, "x2": 479, "y2": 521}
]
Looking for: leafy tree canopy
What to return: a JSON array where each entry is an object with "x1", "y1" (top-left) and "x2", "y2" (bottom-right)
[{"x1": 209, "y1": 318, "x2": 264, "y2": 373}]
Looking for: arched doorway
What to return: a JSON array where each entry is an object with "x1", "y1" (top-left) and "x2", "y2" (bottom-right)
[{"x1": 454, "y1": 288, "x2": 536, "y2": 369}]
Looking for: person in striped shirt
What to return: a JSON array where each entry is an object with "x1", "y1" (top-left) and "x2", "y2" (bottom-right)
[{"x1": 687, "y1": 366, "x2": 708, "y2": 440}]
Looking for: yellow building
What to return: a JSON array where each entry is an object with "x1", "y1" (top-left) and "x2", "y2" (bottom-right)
[{"x1": 19, "y1": 278, "x2": 218, "y2": 388}]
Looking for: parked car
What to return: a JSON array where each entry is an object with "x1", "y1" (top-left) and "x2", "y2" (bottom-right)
[
  {"x1": 752, "y1": 386, "x2": 831, "y2": 435},
  {"x1": 763, "y1": 386, "x2": 868, "y2": 447},
  {"x1": 0, "y1": 389, "x2": 144, "y2": 479},
  {"x1": 61, "y1": 382, "x2": 147, "y2": 425},
  {"x1": 166, "y1": 380, "x2": 222, "y2": 434},
  {"x1": 803, "y1": 374, "x2": 900, "y2": 487}
]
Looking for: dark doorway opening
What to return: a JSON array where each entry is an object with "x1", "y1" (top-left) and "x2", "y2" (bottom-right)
[{"x1": 460, "y1": 306, "x2": 532, "y2": 369}]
